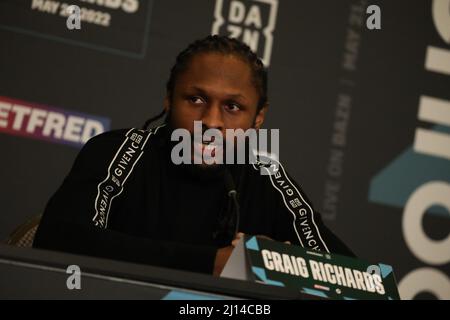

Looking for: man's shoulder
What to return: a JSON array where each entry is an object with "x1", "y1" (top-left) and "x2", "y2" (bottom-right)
[
  {"x1": 72, "y1": 127, "x2": 163, "y2": 173},
  {"x1": 243, "y1": 157, "x2": 316, "y2": 205},
  {"x1": 86, "y1": 128, "x2": 141, "y2": 146},
  {"x1": 83, "y1": 125, "x2": 166, "y2": 154}
]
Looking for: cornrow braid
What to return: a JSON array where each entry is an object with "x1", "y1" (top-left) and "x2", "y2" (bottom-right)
[{"x1": 142, "y1": 35, "x2": 268, "y2": 130}]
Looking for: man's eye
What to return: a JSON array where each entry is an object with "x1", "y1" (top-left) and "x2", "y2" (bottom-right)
[
  {"x1": 189, "y1": 96, "x2": 205, "y2": 104},
  {"x1": 225, "y1": 103, "x2": 241, "y2": 112}
]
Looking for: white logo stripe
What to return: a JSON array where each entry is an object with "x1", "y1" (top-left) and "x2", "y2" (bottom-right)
[
  {"x1": 92, "y1": 128, "x2": 134, "y2": 226},
  {"x1": 254, "y1": 160, "x2": 330, "y2": 253},
  {"x1": 275, "y1": 162, "x2": 330, "y2": 253},
  {"x1": 92, "y1": 125, "x2": 165, "y2": 228},
  {"x1": 261, "y1": 165, "x2": 305, "y2": 247}
]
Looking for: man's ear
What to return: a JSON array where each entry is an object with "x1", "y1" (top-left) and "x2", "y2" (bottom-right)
[
  {"x1": 254, "y1": 104, "x2": 268, "y2": 130},
  {"x1": 163, "y1": 94, "x2": 171, "y2": 113}
]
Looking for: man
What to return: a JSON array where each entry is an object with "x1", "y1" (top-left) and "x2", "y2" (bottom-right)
[{"x1": 34, "y1": 35, "x2": 354, "y2": 276}]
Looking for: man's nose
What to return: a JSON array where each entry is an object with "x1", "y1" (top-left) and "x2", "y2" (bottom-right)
[{"x1": 201, "y1": 103, "x2": 224, "y2": 131}]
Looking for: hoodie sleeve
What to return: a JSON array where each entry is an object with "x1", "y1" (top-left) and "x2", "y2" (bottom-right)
[
  {"x1": 33, "y1": 129, "x2": 218, "y2": 274},
  {"x1": 257, "y1": 159, "x2": 356, "y2": 257}
]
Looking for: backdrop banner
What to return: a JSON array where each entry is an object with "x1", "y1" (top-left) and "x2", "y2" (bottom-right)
[{"x1": 0, "y1": 0, "x2": 448, "y2": 299}]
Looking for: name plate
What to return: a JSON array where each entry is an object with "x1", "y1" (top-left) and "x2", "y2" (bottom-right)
[{"x1": 221, "y1": 235, "x2": 400, "y2": 300}]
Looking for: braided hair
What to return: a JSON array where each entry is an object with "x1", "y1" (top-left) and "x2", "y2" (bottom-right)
[{"x1": 142, "y1": 35, "x2": 268, "y2": 130}]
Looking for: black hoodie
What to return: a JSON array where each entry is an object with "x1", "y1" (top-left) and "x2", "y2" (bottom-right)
[{"x1": 34, "y1": 125, "x2": 354, "y2": 274}]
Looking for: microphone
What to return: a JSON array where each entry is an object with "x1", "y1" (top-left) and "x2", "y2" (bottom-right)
[{"x1": 224, "y1": 168, "x2": 240, "y2": 238}]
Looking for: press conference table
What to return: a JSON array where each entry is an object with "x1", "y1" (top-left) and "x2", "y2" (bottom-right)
[{"x1": 0, "y1": 244, "x2": 310, "y2": 299}]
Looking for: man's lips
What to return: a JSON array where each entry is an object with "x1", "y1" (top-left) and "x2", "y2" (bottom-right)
[{"x1": 193, "y1": 141, "x2": 223, "y2": 160}]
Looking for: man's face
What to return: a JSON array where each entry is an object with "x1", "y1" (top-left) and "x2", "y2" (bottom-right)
[{"x1": 165, "y1": 52, "x2": 267, "y2": 165}]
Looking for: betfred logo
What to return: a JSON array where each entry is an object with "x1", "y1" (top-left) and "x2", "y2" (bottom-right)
[
  {"x1": 212, "y1": 0, "x2": 278, "y2": 67},
  {"x1": 0, "y1": 96, "x2": 110, "y2": 147}
]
